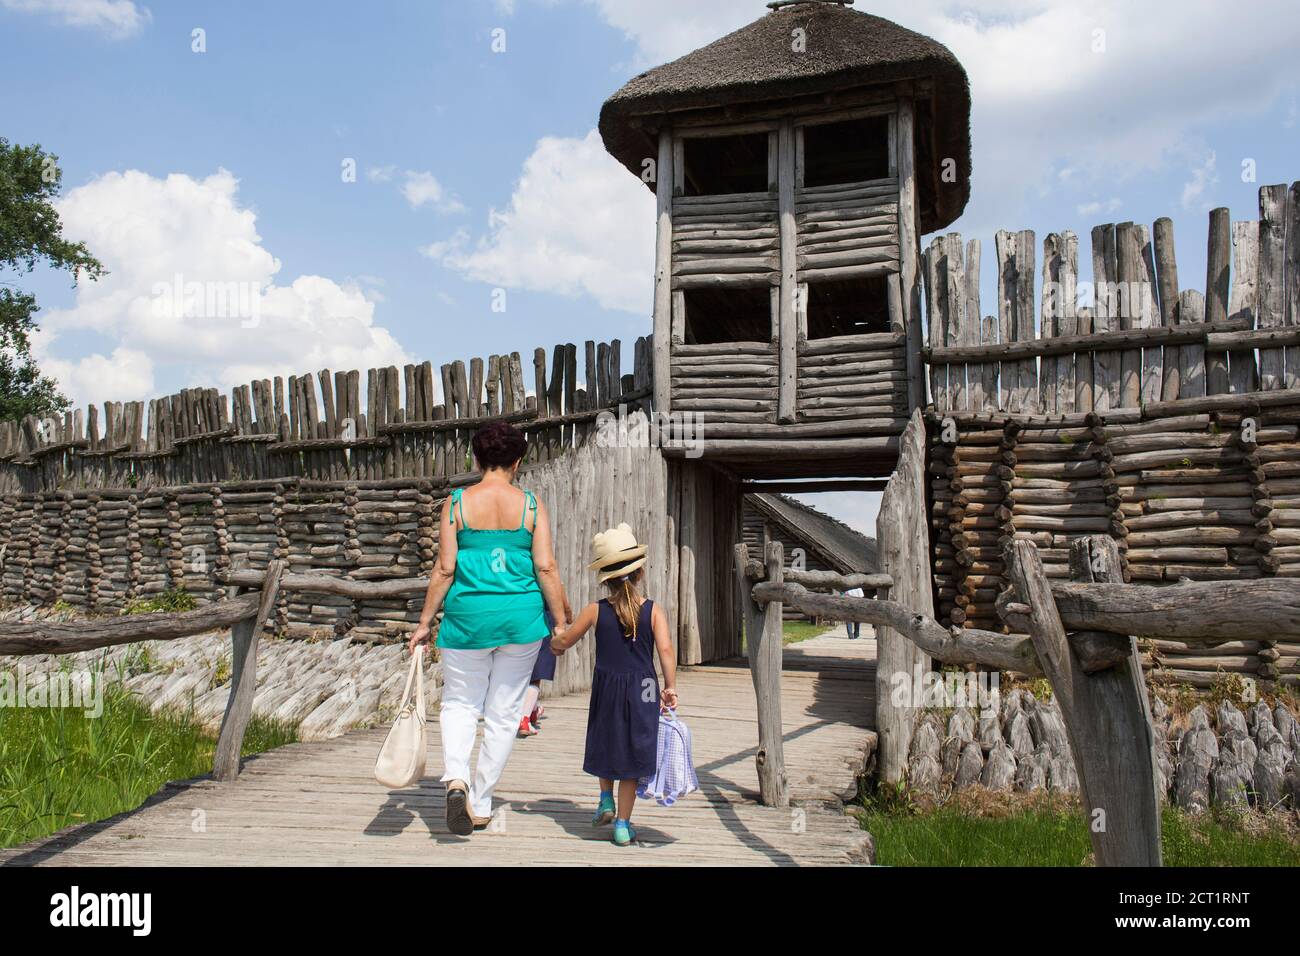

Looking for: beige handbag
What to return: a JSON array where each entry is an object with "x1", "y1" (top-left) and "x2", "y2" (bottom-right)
[{"x1": 374, "y1": 646, "x2": 428, "y2": 789}]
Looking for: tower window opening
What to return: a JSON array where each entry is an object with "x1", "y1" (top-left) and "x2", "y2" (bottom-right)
[
  {"x1": 682, "y1": 285, "x2": 773, "y2": 345},
  {"x1": 802, "y1": 115, "x2": 891, "y2": 188},
  {"x1": 805, "y1": 275, "x2": 889, "y2": 339},
  {"x1": 681, "y1": 132, "x2": 770, "y2": 196}
]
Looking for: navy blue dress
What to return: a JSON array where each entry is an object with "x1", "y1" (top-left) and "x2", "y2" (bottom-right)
[
  {"x1": 531, "y1": 608, "x2": 556, "y2": 682},
  {"x1": 583, "y1": 598, "x2": 659, "y2": 781}
]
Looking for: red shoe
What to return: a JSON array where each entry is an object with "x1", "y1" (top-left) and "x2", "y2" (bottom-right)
[
  {"x1": 517, "y1": 716, "x2": 537, "y2": 737},
  {"x1": 530, "y1": 705, "x2": 544, "y2": 726}
]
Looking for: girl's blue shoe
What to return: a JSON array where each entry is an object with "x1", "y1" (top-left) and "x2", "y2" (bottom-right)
[
  {"x1": 591, "y1": 793, "x2": 616, "y2": 827},
  {"x1": 612, "y1": 820, "x2": 637, "y2": 847}
]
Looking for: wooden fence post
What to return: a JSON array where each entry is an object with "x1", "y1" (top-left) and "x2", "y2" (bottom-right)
[
  {"x1": 213, "y1": 559, "x2": 285, "y2": 782},
  {"x1": 1006, "y1": 539, "x2": 1162, "y2": 866},
  {"x1": 747, "y1": 541, "x2": 788, "y2": 806},
  {"x1": 875, "y1": 408, "x2": 933, "y2": 783}
]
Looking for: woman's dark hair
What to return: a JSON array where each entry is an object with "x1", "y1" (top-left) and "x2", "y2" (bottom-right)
[{"x1": 472, "y1": 420, "x2": 528, "y2": 469}]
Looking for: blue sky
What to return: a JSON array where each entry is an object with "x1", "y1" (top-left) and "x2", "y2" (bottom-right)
[{"x1": 2, "y1": 0, "x2": 1299, "y2": 534}]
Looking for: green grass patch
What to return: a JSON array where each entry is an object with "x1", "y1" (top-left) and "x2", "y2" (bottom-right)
[
  {"x1": 781, "y1": 620, "x2": 831, "y2": 645},
  {"x1": 856, "y1": 791, "x2": 1300, "y2": 866},
  {"x1": 0, "y1": 681, "x2": 297, "y2": 850},
  {"x1": 121, "y1": 588, "x2": 198, "y2": 616}
]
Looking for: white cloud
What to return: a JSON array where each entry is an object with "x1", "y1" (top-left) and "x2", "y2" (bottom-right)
[
  {"x1": 1076, "y1": 197, "x2": 1121, "y2": 218},
  {"x1": 562, "y1": 0, "x2": 1300, "y2": 230},
  {"x1": 423, "y1": 130, "x2": 655, "y2": 314},
  {"x1": 1181, "y1": 150, "x2": 1219, "y2": 210},
  {"x1": 400, "y1": 170, "x2": 465, "y2": 213},
  {"x1": 33, "y1": 169, "x2": 410, "y2": 407},
  {"x1": 0, "y1": 0, "x2": 149, "y2": 37}
]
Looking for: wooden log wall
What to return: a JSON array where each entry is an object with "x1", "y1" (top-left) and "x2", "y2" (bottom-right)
[
  {"x1": 795, "y1": 329, "x2": 909, "y2": 429},
  {"x1": 0, "y1": 417, "x2": 673, "y2": 685},
  {"x1": 924, "y1": 183, "x2": 1300, "y2": 415},
  {"x1": 0, "y1": 341, "x2": 675, "y2": 669},
  {"x1": 928, "y1": 397, "x2": 1300, "y2": 689},
  {"x1": 672, "y1": 191, "x2": 779, "y2": 287},
  {"x1": 794, "y1": 178, "x2": 900, "y2": 281},
  {"x1": 0, "y1": 336, "x2": 651, "y2": 494}
]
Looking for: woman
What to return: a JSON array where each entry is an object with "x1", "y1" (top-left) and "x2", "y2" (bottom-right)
[{"x1": 408, "y1": 420, "x2": 569, "y2": 836}]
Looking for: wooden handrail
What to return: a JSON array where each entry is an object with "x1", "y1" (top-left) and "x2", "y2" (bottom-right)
[
  {"x1": 0, "y1": 593, "x2": 261, "y2": 656},
  {"x1": 213, "y1": 561, "x2": 285, "y2": 781},
  {"x1": 1048, "y1": 577, "x2": 1300, "y2": 641},
  {"x1": 0, "y1": 561, "x2": 287, "y2": 785},
  {"x1": 923, "y1": 316, "x2": 1251, "y2": 364}
]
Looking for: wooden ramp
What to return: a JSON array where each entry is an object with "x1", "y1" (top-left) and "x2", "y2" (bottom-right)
[{"x1": 2, "y1": 631, "x2": 876, "y2": 867}]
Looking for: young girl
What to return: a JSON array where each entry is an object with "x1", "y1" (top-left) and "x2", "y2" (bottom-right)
[{"x1": 550, "y1": 523, "x2": 677, "y2": 847}]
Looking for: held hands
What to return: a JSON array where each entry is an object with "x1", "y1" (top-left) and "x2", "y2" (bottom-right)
[
  {"x1": 660, "y1": 687, "x2": 678, "y2": 710},
  {"x1": 408, "y1": 624, "x2": 431, "y2": 655},
  {"x1": 550, "y1": 624, "x2": 567, "y2": 655}
]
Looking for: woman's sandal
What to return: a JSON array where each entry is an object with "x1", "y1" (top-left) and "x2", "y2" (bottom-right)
[{"x1": 445, "y1": 780, "x2": 474, "y2": 836}]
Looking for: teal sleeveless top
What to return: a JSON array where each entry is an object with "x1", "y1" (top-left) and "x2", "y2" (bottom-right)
[{"x1": 437, "y1": 487, "x2": 548, "y2": 651}]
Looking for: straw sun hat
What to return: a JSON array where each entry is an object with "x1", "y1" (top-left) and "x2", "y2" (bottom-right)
[{"x1": 588, "y1": 522, "x2": 648, "y2": 583}]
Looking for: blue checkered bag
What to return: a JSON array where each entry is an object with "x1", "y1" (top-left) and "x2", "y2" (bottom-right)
[{"x1": 637, "y1": 709, "x2": 699, "y2": 807}]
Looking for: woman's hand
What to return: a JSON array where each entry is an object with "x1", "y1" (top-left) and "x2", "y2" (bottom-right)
[
  {"x1": 550, "y1": 625, "x2": 567, "y2": 654},
  {"x1": 408, "y1": 624, "x2": 432, "y2": 655},
  {"x1": 661, "y1": 687, "x2": 678, "y2": 710},
  {"x1": 562, "y1": 595, "x2": 574, "y2": 627}
]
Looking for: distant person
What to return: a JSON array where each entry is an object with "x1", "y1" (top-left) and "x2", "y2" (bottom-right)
[
  {"x1": 844, "y1": 585, "x2": 864, "y2": 639},
  {"x1": 517, "y1": 607, "x2": 555, "y2": 737},
  {"x1": 550, "y1": 523, "x2": 678, "y2": 847},
  {"x1": 408, "y1": 420, "x2": 570, "y2": 836}
]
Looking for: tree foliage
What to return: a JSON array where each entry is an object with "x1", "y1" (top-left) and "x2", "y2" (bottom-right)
[{"x1": 0, "y1": 137, "x2": 104, "y2": 421}]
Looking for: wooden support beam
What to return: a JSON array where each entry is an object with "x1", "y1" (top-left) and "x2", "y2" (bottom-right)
[
  {"x1": 0, "y1": 593, "x2": 260, "y2": 656},
  {"x1": 1049, "y1": 575, "x2": 1300, "y2": 641},
  {"x1": 777, "y1": 119, "x2": 798, "y2": 424},
  {"x1": 896, "y1": 97, "x2": 923, "y2": 412},
  {"x1": 874, "y1": 408, "x2": 933, "y2": 783},
  {"x1": 214, "y1": 560, "x2": 285, "y2": 782},
  {"x1": 739, "y1": 542, "x2": 789, "y2": 806},
  {"x1": 652, "y1": 131, "x2": 674, "y2": 416},
  {"x1": 1005, "y1": 538, "x2": 1161, "y2": 867}
]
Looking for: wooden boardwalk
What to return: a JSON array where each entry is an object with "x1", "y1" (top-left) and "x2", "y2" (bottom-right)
[{"x1": 2, "y1": 630, "x2": 877, "y2": 867}]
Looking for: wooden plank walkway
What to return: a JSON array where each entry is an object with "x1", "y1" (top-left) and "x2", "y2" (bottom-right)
[{"x1": 2, "y1": 630, "x2": 877, "y2": 867}]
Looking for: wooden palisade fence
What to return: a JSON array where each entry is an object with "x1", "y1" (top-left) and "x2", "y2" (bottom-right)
[
  {"x1": 0, "y1": 336, "x2": 651, "y2": 493},
  {"x1": 923, "y1": 183, "x2": 1300, "y2": 415},
  {"x1": 923, "y1": 183, "x2": 1300, "y2": 689},
  {"x1": 740, "y1": 527, "x2": 1300, "y2": 864}
]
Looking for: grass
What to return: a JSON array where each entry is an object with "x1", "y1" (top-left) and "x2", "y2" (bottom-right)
[
  {"x1": 121, "y1": 588, "x2": 197, "y2": 616},
  {"x1": 856, "y1": 788, "x2": 1300, "y2": 867},
  {"x1": 0, "y1": 678, "x2": 297, "y2": 850},
  {"x1": 781, "y1": 620, "x2": 833, "y2": 645}
]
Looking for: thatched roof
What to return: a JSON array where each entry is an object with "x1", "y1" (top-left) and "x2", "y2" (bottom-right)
[
  {"x1": 748, "y1": 493, "x2": 878, "y2": 575},
  {"x1": 599, "y1": 1, "x2": 970, "y2": 233}
]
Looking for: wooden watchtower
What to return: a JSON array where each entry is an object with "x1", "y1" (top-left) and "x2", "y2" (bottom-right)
[{"x1": 600, "y1": 0, "x2": 970, "y2": 478}]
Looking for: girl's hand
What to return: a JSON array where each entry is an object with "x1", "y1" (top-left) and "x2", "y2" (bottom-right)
[
  {"x1": 661, "y1": 687, "x2": 678, "y2": 710},
  {"x1": 550, "y1": 627, "x2": 567, "y2": 654},
  {"x1": 408, "y1": 624, "x2": 431, "y2": 654}
]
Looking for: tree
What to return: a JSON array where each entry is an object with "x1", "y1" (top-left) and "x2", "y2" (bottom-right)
[{"x1": 0, "y1": 137, "x2": 104, "y2": 421}]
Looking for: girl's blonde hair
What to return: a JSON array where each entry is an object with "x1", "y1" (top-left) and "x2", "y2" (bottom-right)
[{"x1": 602, "y1": 564, "x2": 645, "y2": 640}]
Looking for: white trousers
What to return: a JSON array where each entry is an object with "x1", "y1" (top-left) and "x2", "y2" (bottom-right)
[{"x1": 439, "y1": 640, "x2": 542, "y2": 818}]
